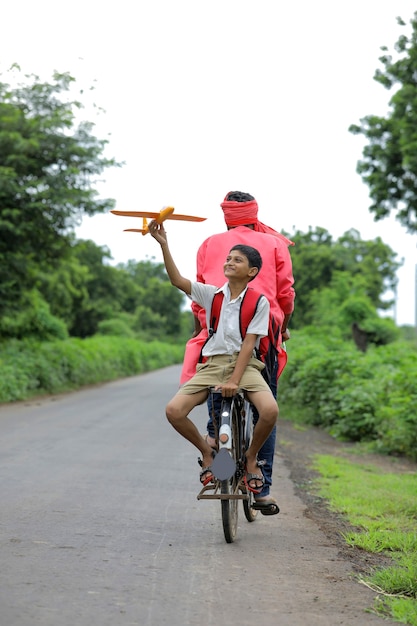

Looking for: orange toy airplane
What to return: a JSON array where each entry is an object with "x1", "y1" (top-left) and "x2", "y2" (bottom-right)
[{"x1": 110, "y1": 206, "x2": 206, "y2": 236}]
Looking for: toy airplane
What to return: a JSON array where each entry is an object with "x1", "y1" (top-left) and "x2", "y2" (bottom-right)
[{"x1": 110, "y1": 206, "x2": 206, "y2": 236}]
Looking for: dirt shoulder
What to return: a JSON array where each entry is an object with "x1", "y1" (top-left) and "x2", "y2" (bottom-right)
[{"x1": 276, "y1": 417, "x2": 417, "y2": 576}]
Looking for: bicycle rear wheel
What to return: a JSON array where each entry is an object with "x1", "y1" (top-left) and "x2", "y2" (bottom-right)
[
  {"x1": 241, "y1": 399, "x2": 258, "y2": 522},
  {"x1": 221, "y1": 398, "x2": 240, "y2": 543}
]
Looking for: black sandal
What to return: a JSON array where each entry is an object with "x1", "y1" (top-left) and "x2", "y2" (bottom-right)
[
  {"x1": 243, "y1": 471, "x2": 265, "y2": 494},
  {"x1": 252, "y1": 498, "x2": 280, "y2": 516}
]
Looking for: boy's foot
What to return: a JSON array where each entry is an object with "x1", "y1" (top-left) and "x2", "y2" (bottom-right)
[
  {"x1": 199, "y1": 466, "x2": 214, "y2": 485},
  {"x1": 244, "y1": 471, "x2": 265, "y2": 494},
  {"x1": 244, "y1": 455, "x2": 265, "y2": 493},
  {"x1": 198, "y1": 447, "x2": 216, "y2": 485}
]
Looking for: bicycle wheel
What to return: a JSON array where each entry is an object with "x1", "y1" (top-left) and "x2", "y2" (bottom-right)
[
  {"x1": 221, "y1": 397, "x2": 240, "y2": 543},
  {"x1": 241, "y1": 399, "x2": 258, "y2": 522}
]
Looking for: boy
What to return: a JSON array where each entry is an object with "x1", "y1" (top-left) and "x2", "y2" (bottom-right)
[{"x1": 149, "y1": 220, "x2": 278, "y2": 492}]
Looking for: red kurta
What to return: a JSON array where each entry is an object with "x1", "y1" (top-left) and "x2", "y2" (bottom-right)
[{"x1": 180, "y1": 226, "x2": 295, "y2": 384}]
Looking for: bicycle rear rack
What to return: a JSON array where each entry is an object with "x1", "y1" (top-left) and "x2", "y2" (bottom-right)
[{"x1": 197, "y1": 479, "x2": 249, "y2": 501}]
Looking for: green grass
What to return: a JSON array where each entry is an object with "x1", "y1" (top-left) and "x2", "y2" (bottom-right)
[{"x1": 312, "y1": 455, "x2": 417, "y2": 625}]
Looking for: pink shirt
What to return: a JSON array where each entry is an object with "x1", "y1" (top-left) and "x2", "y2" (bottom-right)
[{"x1": 180, "y1": 226, "x2": 295, "y2": 384}]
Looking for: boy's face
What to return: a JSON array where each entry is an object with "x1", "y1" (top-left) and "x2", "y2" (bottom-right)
[{"x1": 223, "y1": 250, "x2": 258, "y2": 281}]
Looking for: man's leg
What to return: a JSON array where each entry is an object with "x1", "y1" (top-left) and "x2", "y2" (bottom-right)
[
  {"x1": 244, "y1": 390, "x2": 278, "y2": 489},
  {"x1": 206, "y1": 393, "x2": 222, "y2": 446},
  {"x1": 256, "y1": 422, "x2": 277, "y2": 497},
  {"x1": 253, "y1": 359, "x2": 278, "y2": 497}
]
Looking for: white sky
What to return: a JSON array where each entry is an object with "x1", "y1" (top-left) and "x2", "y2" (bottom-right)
[{"x1": 2, "y1": 1, "x2": 417, "y2": 325}]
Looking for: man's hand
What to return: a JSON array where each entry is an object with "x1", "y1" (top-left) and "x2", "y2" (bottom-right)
[
  {"x1": 282, "y1": 328, "x2": 291, "y2": 342},
  {"x1": 191, "y1": 315, "x2": 202, "y2": 338}
]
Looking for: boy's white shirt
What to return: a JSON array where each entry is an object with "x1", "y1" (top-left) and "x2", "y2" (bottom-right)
[{"x1": 191, "y1": 282, "x2": 270, "y2": 357}]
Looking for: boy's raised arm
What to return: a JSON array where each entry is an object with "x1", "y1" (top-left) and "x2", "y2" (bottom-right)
[{"x1": 148, "y1": 220, "x2": 192, "y2": 295}]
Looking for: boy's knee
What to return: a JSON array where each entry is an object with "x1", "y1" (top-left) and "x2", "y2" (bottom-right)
[
  {"x1": 166, "y1": 400, "x2": 183, "y2": 424},
  {"x1": 265, "y1": 401, "x2": 279, "y2": 424}
]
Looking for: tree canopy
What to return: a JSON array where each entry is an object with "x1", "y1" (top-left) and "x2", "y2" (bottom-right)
[
  {"x1": 0, "y1": 70, "x2": 406, "y2": 350},
  {"x1": 0, "y1": 69, "x2": 191, "y2": 345},
  {"x1": 0, "y1": 69, "x2": 120, "y2": 311},
  {"x1": 349, "y1": 11, "x2": 417, "y2": 232},
  {"x1": 289, "y1": 227, "x2": 401, "y2": 331}
]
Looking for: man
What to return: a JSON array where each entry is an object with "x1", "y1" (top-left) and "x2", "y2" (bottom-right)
[{"x1": 180, "y1": 191, "x2": 295, "y2": 514}]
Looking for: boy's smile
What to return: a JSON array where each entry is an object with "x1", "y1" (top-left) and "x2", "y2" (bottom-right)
[
  {"x1": 223, "y1": 251, "x2": 249, "y2": 277},
  {"x1": 223, "y1": 250, "x2": 258, "y2": 282}
]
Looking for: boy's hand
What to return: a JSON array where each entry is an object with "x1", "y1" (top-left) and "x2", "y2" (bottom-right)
[
  {"x1": 214, "y1": 381, "x2": 239, "y2": 397},
  {"x1": 149, "y1": 220, "x2": 167, "y2": 245}
]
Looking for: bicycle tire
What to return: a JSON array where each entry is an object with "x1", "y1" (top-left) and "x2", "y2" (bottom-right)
[
  {"x1": 241, "y1": 399, "x2": 258, "y2": 522},
  {"x1": 221, "y1": 397, "x2": 240, "y2": 543}
]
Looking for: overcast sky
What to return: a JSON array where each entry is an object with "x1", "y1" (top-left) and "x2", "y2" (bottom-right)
[{"x1": 2, "y1": 1, "x2": 417, "y2": 325}]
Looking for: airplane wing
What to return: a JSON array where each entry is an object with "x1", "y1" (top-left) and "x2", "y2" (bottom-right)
[
  {"x1": 110, "y1": 210, "x2": 206, "y2": 222},
  {"x1": 111, "y1": 210, "x2": 161, "y2": 219},
  {"x1": 163, "y1": 213, "x2": 206, "y2": 222}
]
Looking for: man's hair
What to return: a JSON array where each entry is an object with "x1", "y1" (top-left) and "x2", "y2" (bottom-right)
[
  {"x1": 229, "y1": 244, "x2": 262, "y2": 281},
  {"x1": 226, "y1": 191, "x2": 255, "y2": 203}
]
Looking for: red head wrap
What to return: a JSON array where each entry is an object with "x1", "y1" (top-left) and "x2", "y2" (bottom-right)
[
  {"x1": 221, "y1": 196, "x2": 259, "y2": 227},
  {"x1": 220, "y1": 192, "x2": 294, "y2": 246}
]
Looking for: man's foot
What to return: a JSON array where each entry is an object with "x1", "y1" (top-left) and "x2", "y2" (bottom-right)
[
  {"x1": 253, "y1": 496, "x2": 280, "y2": 516},
  {"x1": 203, "y1": 433, "x2": 218, "y2": 451}
]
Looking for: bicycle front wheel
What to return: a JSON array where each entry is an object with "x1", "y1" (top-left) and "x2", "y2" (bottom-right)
[
  {"x1": 241, "y1": 399, "x2": 258, "y2": 522},
  {"x1": 220, "y1": 398, "x2": 240, "y2": 543},
  {"x1": 221, "y1": 479, "x2": 238, "y2": 543}
]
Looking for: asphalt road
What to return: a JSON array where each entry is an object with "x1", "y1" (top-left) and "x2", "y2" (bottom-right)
[{"x1": 0, "y1": 366, "x2": 387, "y2": 626}]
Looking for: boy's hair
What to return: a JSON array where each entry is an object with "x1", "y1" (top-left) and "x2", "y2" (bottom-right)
[{"x1": 229, "y1": 244, "x2": 262, "y2": 281}]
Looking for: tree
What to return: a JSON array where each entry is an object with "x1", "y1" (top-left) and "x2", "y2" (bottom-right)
[
  {"x1": 289, "y1": 227, "x2": 400, "y2": 328},
  {"x1": 0, "y1": 69, "x2": 120, "y2": 315},
  {"x1": 349, "y1": 12, "x2": 417, "y2": 232}
]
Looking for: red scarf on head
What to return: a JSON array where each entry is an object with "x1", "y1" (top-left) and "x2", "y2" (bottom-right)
[{"x1": 220, "y1": 193, "x2": 294, "y2": 246}]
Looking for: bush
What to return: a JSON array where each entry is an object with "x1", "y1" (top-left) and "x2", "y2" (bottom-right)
[
  {"x1": 0, "y1": 290, "x2": 68, "y2": 341},
  {"x1": 0, "y1": 337, "x2": 184, "y2": 403},
  {"x1": 96, "y1": 319, "x2": 136, "y2": 338},
  {"x1": 279, "y1": 331, "x2": 417, "y2": 461}
]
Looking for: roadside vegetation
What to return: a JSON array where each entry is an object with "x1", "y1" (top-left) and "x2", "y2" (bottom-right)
[
  {"x1": 0, "y1": 337, "x2": 184, "y2": 403},
  {"x1": 310, "y1": 456, "x2": 417, "y2": 626},
  {"x1": 279, "y1": 327, "x2": 417, "y2": 462}
]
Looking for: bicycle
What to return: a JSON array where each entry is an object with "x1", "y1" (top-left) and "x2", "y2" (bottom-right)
[{"x1": 197, "y1": 389, "x2": 259, "y2": 543}]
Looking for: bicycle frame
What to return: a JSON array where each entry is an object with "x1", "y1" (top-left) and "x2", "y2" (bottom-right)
[
  {"x1": 197, "y1": 390, "x2": 258, "y2": 542},
  {"x1": 197, "y1": 392, "x2": 246, "y2": 501}
]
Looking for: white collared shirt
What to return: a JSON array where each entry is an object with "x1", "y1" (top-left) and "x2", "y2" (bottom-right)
[{"x1": 191, "y1": 282, "x2": 270, "y2": 357}]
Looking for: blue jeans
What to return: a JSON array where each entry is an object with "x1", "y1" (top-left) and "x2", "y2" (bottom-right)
[{"x1": 206, "y1": 360, "x2": 278, "y2": 498}]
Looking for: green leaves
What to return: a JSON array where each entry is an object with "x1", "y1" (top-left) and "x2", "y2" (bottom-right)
[
  {"x1": 289, "y1": 227, "x2": 400, "y2": 330},
  {"x1": 349, "y1": 10, "x2": 417, "y2": 232},
  {"x1": 0, "y1": 70, "x2": 120, "y2": 316}
]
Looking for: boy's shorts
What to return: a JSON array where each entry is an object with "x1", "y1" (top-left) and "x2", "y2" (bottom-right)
[{"x1": 177, "y1": 353, "x2": 271, "y2": 395}]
